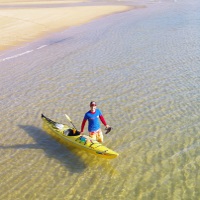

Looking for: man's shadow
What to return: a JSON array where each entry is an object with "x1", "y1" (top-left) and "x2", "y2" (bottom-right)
[{"x1": 0, "y1": 125, "x2": 86, "y2": 173}]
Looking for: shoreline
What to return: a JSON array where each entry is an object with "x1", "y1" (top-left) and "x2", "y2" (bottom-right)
[{"x1": 0, "y1": 0, "x2": 136, "y2": 52}]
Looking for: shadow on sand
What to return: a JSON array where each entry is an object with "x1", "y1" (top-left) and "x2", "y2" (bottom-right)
[{"x1": 1, "y1": 125, "x2": 87, "y2": 173}]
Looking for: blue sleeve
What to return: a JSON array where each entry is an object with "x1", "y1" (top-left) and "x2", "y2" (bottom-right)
[
  {"x1": 98, "y1": 109, "x2": 102, "y2": 116},
  {"x1": 84, "y1": 113, "x2": 88, "y2": 120}
]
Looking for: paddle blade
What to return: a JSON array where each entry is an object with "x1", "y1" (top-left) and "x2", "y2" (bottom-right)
[
  {"x1": 65, "y1": 114, "x2": 77, "y2": 130},
  {"x1": 65, "y1": 114, "x2": 72, "y2": 122}
]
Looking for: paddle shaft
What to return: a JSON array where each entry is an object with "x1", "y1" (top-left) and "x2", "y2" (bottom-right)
[{"x1": 65, "y1": 114, "x2": 77, "y2": 130}]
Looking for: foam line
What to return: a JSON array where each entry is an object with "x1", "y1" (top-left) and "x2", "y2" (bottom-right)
[
  {"x1": 0, "y1": 50, "x2": 34, "y2": 62},
  {"x1": 37, "y1": 45, "x2": 48, "y2": 49}
]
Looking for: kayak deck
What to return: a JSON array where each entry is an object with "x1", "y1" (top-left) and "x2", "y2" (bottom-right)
[{"x1": 41, "y1": 114, "x2": 119, "y2": 159}]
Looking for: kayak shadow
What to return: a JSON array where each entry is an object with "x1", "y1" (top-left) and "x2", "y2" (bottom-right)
[{"x1": 15, "y1": 125, "x2": 87, "y2": 173}]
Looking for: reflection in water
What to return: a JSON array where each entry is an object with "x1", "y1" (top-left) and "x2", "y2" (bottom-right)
[{"x1": 1, "y1": 125, "x2": 87, "y2": 173}]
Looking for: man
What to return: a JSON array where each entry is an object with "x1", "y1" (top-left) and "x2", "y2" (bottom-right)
[{"x1": 80, "y1": 101, "x2": 110, "y2": 143}]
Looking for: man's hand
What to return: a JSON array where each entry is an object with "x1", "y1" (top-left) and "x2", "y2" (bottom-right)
[
  {"x1": 80, "y1": 132, "x2": 84, "y2": 135},
  {"x1": 106, "y1": 124, "x2": 110, "y2": 129}
]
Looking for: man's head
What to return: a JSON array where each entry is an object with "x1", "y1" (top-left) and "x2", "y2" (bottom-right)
[
  {"x1": 90, "y1": 101, "x2": 96, "y2": 107},
  {"x1": 90, "y1": 101, "x2": 97, "y2": 112}
]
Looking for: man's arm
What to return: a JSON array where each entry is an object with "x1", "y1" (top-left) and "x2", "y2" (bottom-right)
[
  {"x1": 81, "y1": 118, "x2": 87, "y2": 133},
  {"x1": 99, "y1": 115, "x2": 107, "y2": 126}
]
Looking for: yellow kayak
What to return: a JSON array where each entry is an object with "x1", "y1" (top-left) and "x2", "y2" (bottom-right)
[{"x1": 41, "y1": 114, "x2": 119, "y2": 159}]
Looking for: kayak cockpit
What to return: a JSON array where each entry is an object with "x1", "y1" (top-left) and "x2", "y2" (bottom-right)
[{"x1": 63, "y1": 128, "x2": 80, "y2": 136}]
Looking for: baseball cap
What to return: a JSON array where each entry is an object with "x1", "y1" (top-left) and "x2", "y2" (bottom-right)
[{"x1": 90, "y1": 101, "x2": 96, "y2": 106}]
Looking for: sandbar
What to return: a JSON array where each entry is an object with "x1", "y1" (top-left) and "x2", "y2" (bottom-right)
[{"x1": 0, "y1": 0, "x2": 132, "y2": 51}]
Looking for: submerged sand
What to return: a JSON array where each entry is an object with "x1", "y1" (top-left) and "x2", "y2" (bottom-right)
[{"x1": 0, "y1": 0, "x2": 132, "y2": 51}]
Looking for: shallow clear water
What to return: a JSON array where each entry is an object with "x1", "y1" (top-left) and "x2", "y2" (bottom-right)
[{"x1": 0, "y1": 0, "x2": 200, "y2": 199}]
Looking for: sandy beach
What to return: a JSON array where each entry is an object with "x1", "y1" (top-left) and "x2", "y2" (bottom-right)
[{"x1": 0, "y1": 0, "x2": 132, "y2": 51}]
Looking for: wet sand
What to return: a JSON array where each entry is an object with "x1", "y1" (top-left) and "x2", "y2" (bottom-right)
[{"x1": 0, "y1": 0, "x2": 132, "y2": 51}]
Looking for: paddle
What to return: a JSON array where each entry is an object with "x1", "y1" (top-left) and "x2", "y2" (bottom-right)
[{"x1": 65, "y1": 114, "x2": 77, "y2": 130}]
